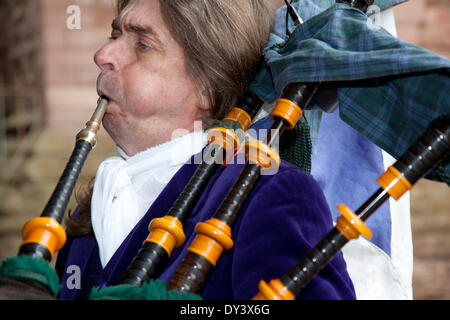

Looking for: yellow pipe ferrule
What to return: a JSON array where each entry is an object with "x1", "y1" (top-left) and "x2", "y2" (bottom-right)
[
  {"x1": 253, "y1": 279, "x2": 295, "y2": 300},
  {"x1": 376, "y1": 166, "x2": 412, "y2": 200},
  {"x1": 146, "y1": 216, "x2": 186, "y2": 257},
  {"x1": 224, "y1": 107, "x2": 252, "y2": 131},
  {"x1": 336, "y1": 204, "x2": 372, "y2": 240},
  {"x1": 245, "y1": 140, "x2": 281, "y2": 170},
  {"x1": 207, "y1": 127, "x2": 240, "y2": 156},
  {"x1": 270, "y1": 98, "x2": 303, "y2": 130},
  {"x1": 21, "y1": 217, "x2": 67, "y2": 259},
  {"x1": 188, "y1": 218, "x2": 234, "y2": 266}
]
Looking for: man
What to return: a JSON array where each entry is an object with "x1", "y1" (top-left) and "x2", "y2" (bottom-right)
[{"x1": 55, "y1": 0, "x2": 355, "y2": 300}]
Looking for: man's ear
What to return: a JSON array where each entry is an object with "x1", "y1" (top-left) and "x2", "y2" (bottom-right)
[{"x1": 197, "y1": 87, "x2": 213, "y2": 116}]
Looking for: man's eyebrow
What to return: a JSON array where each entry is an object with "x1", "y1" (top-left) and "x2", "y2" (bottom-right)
[{"x1": 111, "y1": 18, "x2": 162, "y2": 46}]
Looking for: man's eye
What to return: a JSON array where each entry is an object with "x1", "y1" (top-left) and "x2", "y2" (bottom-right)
[
  {"x1": 108, "y1": 30, "x2": 121, "y2": 41},
  {"x1": 137, "y1": 42, "x2": 152, "y2": 52}
]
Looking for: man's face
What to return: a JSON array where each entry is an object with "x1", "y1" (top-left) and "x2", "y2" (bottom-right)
[{"x1": 95, "y1": 0, "x2": 209, "y2": 156}]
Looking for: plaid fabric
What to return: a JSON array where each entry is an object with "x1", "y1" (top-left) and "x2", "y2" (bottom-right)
[{"x1": 250, "y1": 0, "x2": 450, "y2": 183}]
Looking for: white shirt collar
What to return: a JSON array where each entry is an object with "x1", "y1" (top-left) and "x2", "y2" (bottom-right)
[{"x1": 91, "y1": 130, "x2": 207, "y2": 267}]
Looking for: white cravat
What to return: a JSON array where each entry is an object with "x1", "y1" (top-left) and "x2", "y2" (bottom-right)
[{"x1": 91, "y1": 131, "x2": 207, "y2": 268}]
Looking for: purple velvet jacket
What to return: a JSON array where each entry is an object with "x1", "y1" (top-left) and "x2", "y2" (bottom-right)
[{"x1": 55, "y1": 159, "x2": 356, "y2": 300}]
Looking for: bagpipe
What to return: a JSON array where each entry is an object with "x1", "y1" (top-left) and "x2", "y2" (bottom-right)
[
  {"x1": 0, "y1": 97, "x2": 108, "y2": 299},
  {"x1": 0, "y1": 0, "x2": 449, "y2": 300}
]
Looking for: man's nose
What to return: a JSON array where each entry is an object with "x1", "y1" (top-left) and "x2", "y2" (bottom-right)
[{"x1": 94, "y1": 41, "x2": 119, "y2": 72}]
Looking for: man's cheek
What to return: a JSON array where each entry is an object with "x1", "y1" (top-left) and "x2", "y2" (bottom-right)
[
  {"x1": 126, "y1": 85, "x2": 158, "y2": 117},
  {"x1": 102, "y1": 113, "x2": 117, "y2": 133}
]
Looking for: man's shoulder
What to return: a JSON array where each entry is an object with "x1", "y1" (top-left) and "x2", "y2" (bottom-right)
[
  {"x1": 174, "y1": 158, "x2": 327, "y2": 218},
  {"x1": 211, "y1": 159, "x2": 323, "y2": 197}
]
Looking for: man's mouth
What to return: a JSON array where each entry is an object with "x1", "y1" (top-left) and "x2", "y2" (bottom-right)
[
  {"x1": 96, "y1": 75, "x2": 113, "y2": 102},
  {"x1": 96, "y1": 89, "x2": 115, "y2": 117},
  {"x1": 97, "y1": 88, "x2": 110, "y2": 101}
]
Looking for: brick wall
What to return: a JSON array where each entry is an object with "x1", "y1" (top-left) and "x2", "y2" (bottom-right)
[
  {"x1": 41, "y1": 0, "x2": 116, "y2": 131},
  {"x1": 394, "y1": 0, "x2": 450, "y2": 300},
  {"x1": 394, "y1": 0, "x2": 450, "y2": 58},
  {"x1": 0, "y1": 0, "x2": 46, "y2": 190}
]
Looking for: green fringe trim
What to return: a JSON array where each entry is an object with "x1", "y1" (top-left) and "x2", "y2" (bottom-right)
[
  {"x1": 89, "y1": 279, "x2": 203, "y2": 300},
  {"x1": 203, "y1": 117, "x2": 246, "y2": 145},
  {"x1": 279, "y1": 116, "x2": 312, "y2": 173},
  {"x1": 435, "y1": 164, "x2": 450, "y2": 186},
  {"x1": 202, "y1": 118, "x2": 242, "y2": 132},
  {"x1": 0, "y1": 255, "x2": 61, "y2": 296}
]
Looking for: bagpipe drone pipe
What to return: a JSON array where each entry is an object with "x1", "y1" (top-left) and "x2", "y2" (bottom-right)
[
  {"x1": 251, "y1": 115, "x2": 449, "y2": 300},
  {"x1": 0, "y1": 97, "x2": 108, "y2": 299}
]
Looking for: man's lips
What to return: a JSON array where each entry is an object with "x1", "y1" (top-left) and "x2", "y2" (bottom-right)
[
  {"x1": 97, "y1": 88, "x2": 110, "y2": 101},
  {"x1": 96, "y1": 75, "x2": 114, "y2": 102},
  {"x1": 96, "y1": 89, "x2": 115, "y2": 117}
]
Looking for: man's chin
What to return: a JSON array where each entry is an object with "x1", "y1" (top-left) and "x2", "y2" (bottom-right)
[{"x1": 102, "y1": 114, "x2": 119, "y2": 139}]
